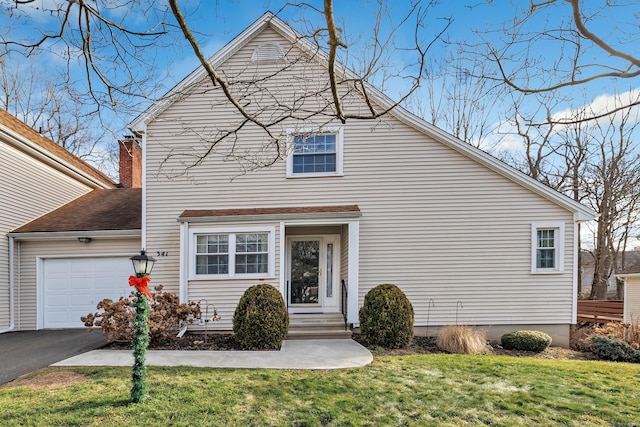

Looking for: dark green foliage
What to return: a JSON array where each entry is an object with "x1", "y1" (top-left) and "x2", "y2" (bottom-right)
[
  {"x1": 131, "y1": 291, "x2": 150, "y2": 403},
  {"x1": 501, "y1": 330, "x2": 552, "y2": 352},
  {"x1": 359, "y1": 284, "x2": 414, "y2": 349},
  {"x1": 233, "y1": 284, "x2": 289, "y2": 350},
  {"x1": 591, "y1": 336, "x2": 640, "y2": 363}
]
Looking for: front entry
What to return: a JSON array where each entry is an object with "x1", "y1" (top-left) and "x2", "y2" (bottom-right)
[{"x1": 286, "y1": 235, "x2": 340, "y2": 313}]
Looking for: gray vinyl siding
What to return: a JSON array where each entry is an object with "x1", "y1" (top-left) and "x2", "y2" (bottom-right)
[
  {"x1": 144, "y1": 27, "x2": 577, "y2": 328},
  {"x1": 14, "y1": 238, "x2": 140, "y2": 330},
  {"x1": 0, "y1": 141, "x2": 93, "y2": 329}
]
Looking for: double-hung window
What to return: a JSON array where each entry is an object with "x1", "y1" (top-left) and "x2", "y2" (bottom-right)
[
  {"x1": 287, "y1": 127, "x2": 343, "y2": 177},
  {"x1": 531, "y1": 222, "x2": 565, "y2": 274},
  {"x1": 192, "y1": 227, "x2": 275, "y2": 278}
]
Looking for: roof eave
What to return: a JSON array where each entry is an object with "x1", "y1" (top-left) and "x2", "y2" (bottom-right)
[
  {"x1": 382, "y1": 101, "x2": 598, "y2": 222},
  {"x1": 178, "y1": 211, "x2": 362, "y2": 223},
  {"x1": 0, "y1": 125, "x2": 114, "y2": 189},
  {"x1": 8, "y1": 229, "x2": 141, "y2": 241}
]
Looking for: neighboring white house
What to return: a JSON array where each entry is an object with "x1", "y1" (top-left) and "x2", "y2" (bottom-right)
[
  {"x1": 0, "y1": 108, "x2": 117, "y2": 333},
  {"x1": 127, "y1": 12, "x2": 596, "y2": 346},
  {"x1": 619, "y1": 266, "x2": 640, "y2": 323}
]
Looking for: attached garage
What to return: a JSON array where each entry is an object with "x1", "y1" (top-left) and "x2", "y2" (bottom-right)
[
  {"x1": 8, "y1": 188, "x2": 142, "y2": 331},
  {"x1": 42, "y1": 257, "x2": 133, "y2": 328}
]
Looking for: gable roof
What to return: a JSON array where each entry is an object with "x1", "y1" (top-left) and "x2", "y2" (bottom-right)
[
  {"x1": 0, "y1": 108, "x2": 115, "y2": 189},
  {"x1": 11, "y1": 188, "x2": 141, "y2": 236},
  {"x1": 129, "y1": 12, "x2": 596, "y2": 222}
]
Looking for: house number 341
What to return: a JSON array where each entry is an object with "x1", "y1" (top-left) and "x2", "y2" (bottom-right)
[{"x1": 156, "y1": 251, "x2": 169, "y2": 257}]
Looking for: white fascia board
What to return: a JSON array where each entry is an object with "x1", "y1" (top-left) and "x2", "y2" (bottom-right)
[
  {"x1": 8, "y1": 230, "x2": 141, "y2": 241},
  {"x1": 0, "y1": 126, "x2": 113, "y2": 189}
]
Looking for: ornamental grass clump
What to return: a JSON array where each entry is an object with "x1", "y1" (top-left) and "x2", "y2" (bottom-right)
[
  {"x1": 233, "y1": 284, "x2": 289, "y2": 350},
  {"x1": 501, "y1": 330, "x2": 552, "y2": 352},
  {"x1": 437, "y1": 325, "x2": 489, "y2": 355},
  {"x1": 359, "y1": 284, "x2": 414, "y2": 349}
]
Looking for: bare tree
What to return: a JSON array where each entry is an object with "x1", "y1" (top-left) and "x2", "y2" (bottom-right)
[
  {"x1": 414, "y1": 56, "x2": 504, "y2": 149},
  {"x1": 1, "y1": 0, "x2": 451, "y2": 173},
  {"x1": 493, "y1": 89, "x2": 640, "y2": 299},
  {"x1": 581, "y1": 107, "x2": 640, "y2": 299},
  {"x1": 0, "y1": 55, "x2": 116, "y2": 174},
  {"x1": 467, "y1": 0, "x2": 640, "y2": 125}
]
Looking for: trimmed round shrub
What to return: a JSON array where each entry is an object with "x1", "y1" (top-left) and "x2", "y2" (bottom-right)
[
  {"x1": 359, "y1": 284, "x2": 414, "y2": 349},
  {"x1": 501, "y1": 330, "x2": 552, "y2": 352},
  {"x1": 233, "y1": 284, "x2": 289, "y2": 350}
]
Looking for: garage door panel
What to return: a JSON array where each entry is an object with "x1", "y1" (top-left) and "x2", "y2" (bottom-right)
[
  {"x1": 69, "y1": 277, "x2": 94, "y2": 290},
  {"x1": 70, "y1": 294, "x2": 94, "y2": 307},
  {"x1": 47, "y1": 294, "x2": 69, "y2": 307},
  {"x1": 44, "y1": 257, "x2": 133, "y2": 328},
  {"x1": 46, "y1": 311, "x2": 71, "y2": 328}
]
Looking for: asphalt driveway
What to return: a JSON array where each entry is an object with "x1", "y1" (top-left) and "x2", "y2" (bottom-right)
[{"x1": 0, "y1": 329, "x2": 108, "y2": 385}]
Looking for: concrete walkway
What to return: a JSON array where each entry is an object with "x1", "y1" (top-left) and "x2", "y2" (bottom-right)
[{"x1": 53, "y1": 339, "x2": 373, "y2": 370}]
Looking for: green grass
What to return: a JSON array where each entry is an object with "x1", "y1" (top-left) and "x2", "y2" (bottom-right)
[{"x1": 1, "y1": 355, "x2": 639, "y2": 426}]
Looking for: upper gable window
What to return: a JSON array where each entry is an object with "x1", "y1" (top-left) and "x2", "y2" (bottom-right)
[
  {"x1": 251, "y1": 43, "x2": 285, "y2": 63},
  {"x1": 286, "y1": 127, "x2": 344, "y2": 178}
]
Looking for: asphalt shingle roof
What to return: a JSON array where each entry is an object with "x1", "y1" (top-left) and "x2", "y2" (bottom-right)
[{"x1": 13, "y1": 188, "x2": 141, "y2": 233}]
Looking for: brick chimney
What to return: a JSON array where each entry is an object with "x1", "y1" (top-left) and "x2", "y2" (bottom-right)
[{"x1": 119, "y1": 136, "x2": 142, "y2": 188}]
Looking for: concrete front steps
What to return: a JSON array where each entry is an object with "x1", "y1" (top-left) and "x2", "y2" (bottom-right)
[{"x1": 287, "y1": 313, "x2": 352, "y2": 340}]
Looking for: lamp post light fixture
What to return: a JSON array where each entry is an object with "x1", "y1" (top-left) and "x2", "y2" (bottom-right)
[
  {"x1": 129, "y1": 249, "x2": 156, "y2": 403},
  {"x1": 130, "y1": 250, "x2": 156, "y2": 278}
]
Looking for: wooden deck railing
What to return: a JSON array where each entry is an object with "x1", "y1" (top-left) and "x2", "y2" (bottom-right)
[{"x1": 577, "y1": 300, "x2": 624, "y2": 323}]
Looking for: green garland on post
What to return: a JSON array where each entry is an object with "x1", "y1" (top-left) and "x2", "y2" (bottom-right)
[
  {"x1": 128, "y1": 275, "x2": 153, "y2": 404},
  {"x1": 131, "y1": 290, "x2": 150, "y2": 403}
]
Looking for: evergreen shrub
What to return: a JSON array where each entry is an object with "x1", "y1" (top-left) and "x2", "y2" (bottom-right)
[
  {"x1": 233, "y1": 284, "x2": 289, "y2": 350},
  {"x1": 359, "y1": 284, "x2": 414, "y2": 349},
  {"x1": 501, "y1": 330, "x2": 552, "y2": 352},
  {"x1": 591, "y1": 336, "x2": 640, "y2": 363}
]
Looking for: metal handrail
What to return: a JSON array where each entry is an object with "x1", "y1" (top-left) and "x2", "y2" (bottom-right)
[{"x1": 341, "y1": 279, "x2": 348, "y2": 331}]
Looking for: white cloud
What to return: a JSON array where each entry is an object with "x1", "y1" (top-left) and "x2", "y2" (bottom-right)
[{"x1": 551, "y1": 88, "x2": 640, "y2": 125}]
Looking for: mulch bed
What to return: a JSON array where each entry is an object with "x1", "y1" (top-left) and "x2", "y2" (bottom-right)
[{"x1": 102, "y1": 332, "x2": 595, "y2": 360}]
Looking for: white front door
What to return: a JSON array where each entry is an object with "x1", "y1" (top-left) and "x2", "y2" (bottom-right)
[{"x1": 287, "y1": 235, "x2": 340, "y2": 313}]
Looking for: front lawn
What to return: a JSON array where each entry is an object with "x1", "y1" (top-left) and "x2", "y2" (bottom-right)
[{"x1": 1, "y1": 355, "x2": 639, "y2": 426}]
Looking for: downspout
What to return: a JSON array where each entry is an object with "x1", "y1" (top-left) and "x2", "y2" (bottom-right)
[{"x1": 0, "y1": 236, "x2": 16, "y2": 333}]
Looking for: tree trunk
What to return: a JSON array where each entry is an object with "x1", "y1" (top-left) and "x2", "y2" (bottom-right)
[{"x1": 616, "y1": 277, "x2": 624, "y2": 301}]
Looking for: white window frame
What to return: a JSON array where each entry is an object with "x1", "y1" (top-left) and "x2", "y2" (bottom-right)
[
  {"x1": 531, "y1": 222, "x2": 565, "y2": 274},
  {"x1": 189, "y1": 226, "x2": 276, "y2": 280},
  {"x1": 286, "y1": 126, "x2": 344, "y2": 178}
]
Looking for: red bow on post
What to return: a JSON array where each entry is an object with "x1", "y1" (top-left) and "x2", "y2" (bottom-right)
[{"x1": 128, "y1": 275, "x2": 153, "y2": 300}]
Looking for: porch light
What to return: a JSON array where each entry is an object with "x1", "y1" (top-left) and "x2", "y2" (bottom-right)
[{"x1": 130, "y1": 250, "x2": 156, "y2": 277}]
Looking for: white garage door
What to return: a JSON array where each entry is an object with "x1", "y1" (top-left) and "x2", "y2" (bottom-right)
[{"x1": 44, "y1": 257, "x2": 133, "y2": 328}]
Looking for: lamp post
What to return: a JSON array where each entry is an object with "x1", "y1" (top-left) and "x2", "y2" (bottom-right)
[{"x1": 129, "y1": 250, "x2": 156, "y2": 403}]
